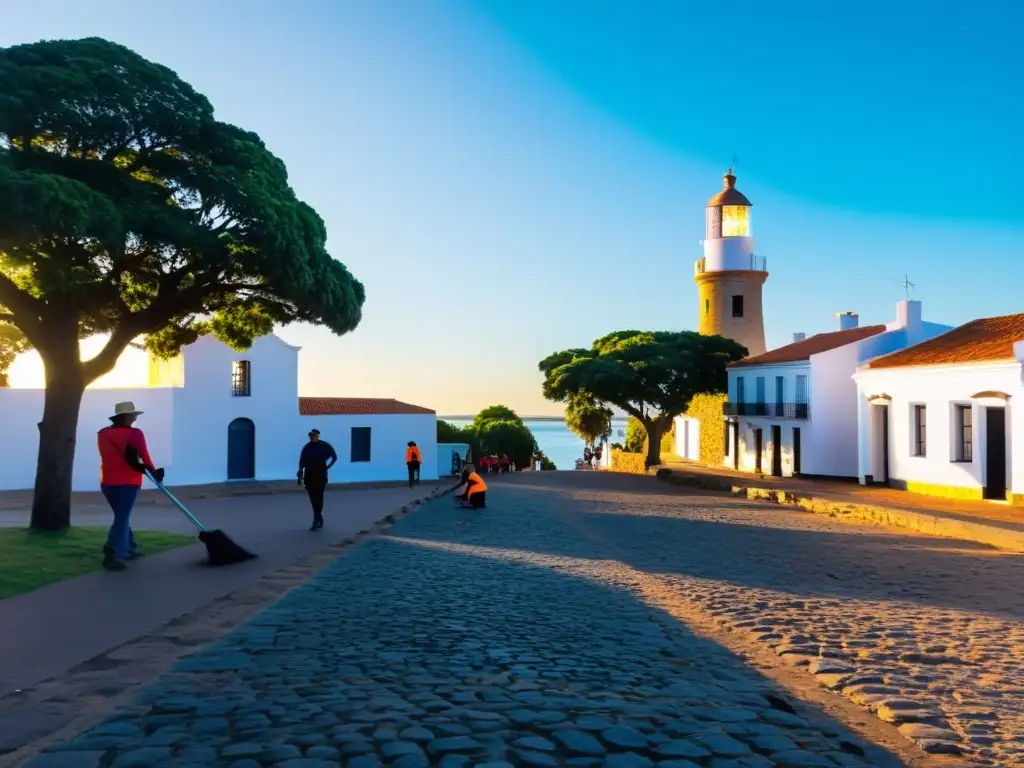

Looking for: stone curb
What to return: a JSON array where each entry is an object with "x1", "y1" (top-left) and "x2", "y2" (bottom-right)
[
  {"x1": 0, "y1": 484, "x2": 454, "y2": 767},
  {"x1": 655, "y1": 469, "x2": 1024, "y2": 553},
  {"x1": 0, "y1": 478, "x2": 461, "y2": 511}
]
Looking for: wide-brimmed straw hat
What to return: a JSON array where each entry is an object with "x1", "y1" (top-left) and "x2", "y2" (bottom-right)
[{"x1": 110, "y1": 401, "x2": 143, "y2": 420}]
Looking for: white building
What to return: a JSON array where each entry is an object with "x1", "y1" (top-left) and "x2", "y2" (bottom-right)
[
  {"x1": 0, "y1": 334, "x2": 438, "y2": 491},
  {"x1": 853, "y1": 313, "x2": 1024, "y2": 504},
  {"x1": 722, "y1": 300, "x2": 951, "y2": 479}
]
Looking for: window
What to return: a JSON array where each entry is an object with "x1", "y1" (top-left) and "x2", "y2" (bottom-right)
[
  {"x1": 775, "y1": 376, "x2": 784, "y2": 416},
  {"x1": 912, "y1": 405, "x2": 927, "y2": 456},
  {"x1": 736, "y1": 377, "x2": 745, "y2": 403},
  {"x1": 704, "y1": 298, "x2": 710, "y2": 315},
  {"x1": 231, "y1": 360, "x2": 251, "y2": 397},
  {"x1": 795, "y1": 374, "x2": 808, "y2": 418},
  {"x1": 731, "y1": 295, "x2": 744, "y2": 318},
  {"x1": 721, "y1": 205, "x2": 751, "y2": 237},
  {"x1": 755, "y1": 376, "x2": 766, "y2": 415},
  {"x1": 351, "y1": 427, "x2": 372, "y2": 462},
  {"x1": 955, "y1": 405, "x2": 973, "y2": 462}
]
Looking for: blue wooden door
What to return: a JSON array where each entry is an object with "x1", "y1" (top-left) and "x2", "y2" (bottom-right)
[{"x1": 227, "y1": 418, "x2": 255, "y2": 480}]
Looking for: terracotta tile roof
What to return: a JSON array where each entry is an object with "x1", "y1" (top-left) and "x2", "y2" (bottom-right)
[
  {"x1": 730, "y1": 325, "x2": 887, "y2": 367},
  {"x1": 298, "y1": 397, "x2": 436, "y2": 416},
  {"x1": 865, "y1": 313, "x2": 1024, "y2": 369}
]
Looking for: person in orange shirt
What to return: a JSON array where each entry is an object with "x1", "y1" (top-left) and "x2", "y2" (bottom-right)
[
  {"x1": 405, "y1": 441, "x2": 422, "y2": 487},
  {"x1": 97, "y1": 401, "x2": 164, "y2": 571},
  {"x1": 453, "y1": 463, "x2": 487, "y2": 508}
]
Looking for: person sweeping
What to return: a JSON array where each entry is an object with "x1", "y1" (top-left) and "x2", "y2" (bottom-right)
[
  {"x1": 297, "y1": 429, "x2": 337, "y2": 531},
  {"x1": 97, "y1": 402, "x2": 164, "y2": 572},
  {"x1": 405, "y1": 441, "x2": 422, "y2": 487},
  {"x1": 453, "y1": 463, "x2": 488, "y2": 509}
]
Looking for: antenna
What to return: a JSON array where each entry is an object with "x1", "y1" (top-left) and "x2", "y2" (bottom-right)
[
  {"x1": 730, "y1": 154, "x2": 739, "y2": 175},
  {"x1": 889, "y1": 274, "x2": 916, "y2": 301}
]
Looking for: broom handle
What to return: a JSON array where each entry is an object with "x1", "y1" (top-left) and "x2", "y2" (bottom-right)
[{"x1": 145, "y1": 470, "x2": 209, "y2": 533}]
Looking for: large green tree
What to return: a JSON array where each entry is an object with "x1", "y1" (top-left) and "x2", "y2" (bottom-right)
[
  {"x1": 0, "y1": 38, "x2": 364, "y2": 529},
  {"x1": 476, "y1": 418, "x2": 536, "y2": 469},
  {"x1": 539, "y1": 331, "x2": 746, "y2": 467},
  {"x1": 564, "y1": 391, "x2": 612, "y2": 447},
  {"x1": 472, "y1": 404, "x2": 521, "y2": 430}
]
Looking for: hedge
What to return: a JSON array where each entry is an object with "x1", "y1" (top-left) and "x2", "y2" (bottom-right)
[
  {"x1": 685, "y1": 392, "x2": 728, "y2": 466},
  {"x1": 610, "y1": 449, "x2": 647, "y2": 474}
]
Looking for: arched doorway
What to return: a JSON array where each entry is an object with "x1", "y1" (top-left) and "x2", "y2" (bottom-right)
[{"x1": 227, "y1": 418, "x2": 255, "y2": 480}]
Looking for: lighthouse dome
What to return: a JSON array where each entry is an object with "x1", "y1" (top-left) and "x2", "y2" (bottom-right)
[{"x1": 706, "y1": 171, "x2": 752, "y2": 208}]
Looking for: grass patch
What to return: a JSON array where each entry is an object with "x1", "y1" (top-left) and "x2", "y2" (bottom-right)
[{"x1": 0, "y1": 526, "x2": 196, "y2": 600}]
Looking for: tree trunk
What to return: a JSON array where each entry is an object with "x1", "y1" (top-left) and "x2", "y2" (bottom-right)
[
  {"x1": 643, "y1": 421, "x2": 663, "y2": 469},
  {"x1": 30, "y1": 356, "x2": 86, "y2": 531}
]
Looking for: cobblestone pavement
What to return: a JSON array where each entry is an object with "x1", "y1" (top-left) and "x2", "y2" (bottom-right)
[
  {"x1": 27, "y1": 474, "x2": 920, "y2": 768},
  {"x1": 512, "y1": 473, "x2": 1024, "y2": 766}
]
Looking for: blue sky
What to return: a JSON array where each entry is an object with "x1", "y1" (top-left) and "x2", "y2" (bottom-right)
[{"x1": 3, "y1": 0, "x2": 1021, "y2": 415}]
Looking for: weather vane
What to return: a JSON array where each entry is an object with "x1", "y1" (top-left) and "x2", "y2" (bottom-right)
[
  {"x1": 890, "y1": 274, "x2": 916, "y2": 300},
  {"x1": 730, "y1": 154, "x2": 739, "y2": 174}
]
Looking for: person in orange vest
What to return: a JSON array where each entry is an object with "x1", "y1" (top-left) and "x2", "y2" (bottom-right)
[
  {"x1": 97, "y1": 401, "x2": 164, "y2": 571},
  {"x1": 453, "y1": 463, "x2": 487, "y2": 508},
  {"x1": 405, "y1": 441, "x2": 422, "y2": 487}
]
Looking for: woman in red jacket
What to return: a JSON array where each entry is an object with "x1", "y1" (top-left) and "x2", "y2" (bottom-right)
[{"x1": 97, "y1": 402, "x2": 164, "y2": 571}]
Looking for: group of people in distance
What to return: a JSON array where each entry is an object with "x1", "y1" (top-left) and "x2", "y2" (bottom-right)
[{"x1": 477, "y1": 454, "x2": 511, "y2": 474}]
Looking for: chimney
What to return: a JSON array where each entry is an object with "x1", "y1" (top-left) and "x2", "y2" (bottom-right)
[
  {"x1": 836, "y1": 312, "x2": 859, "y2": 331},
  {"x1": 792, "y1": 332, "x2": 806, "y2": 343},
  {"x1": 895, "y1": 300, "x2": 922, "y2": 332}
]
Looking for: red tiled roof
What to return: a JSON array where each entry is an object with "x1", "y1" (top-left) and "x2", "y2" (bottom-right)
[
  {"x1": 730, "y1": 325, "x2": 887, "y2": 367},
  {"x1": 298, "y1": 397, "x2": 436, "y2": 416},
  {"x1": 865, "y1": 313, "x2": 1024, "y2": 369}
]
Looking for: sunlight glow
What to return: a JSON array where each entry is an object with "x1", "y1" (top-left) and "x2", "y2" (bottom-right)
[
  {"x1": 721, "y1": 205, "x2": 751, "y2": 237},
  {"x1": 7, "y1": 336, "x2": 149, "y2": 390}
]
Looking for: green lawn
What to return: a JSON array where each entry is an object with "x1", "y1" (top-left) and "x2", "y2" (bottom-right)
[{"x1": 0, "y1": 526, "x2": 196, "y2": 600}]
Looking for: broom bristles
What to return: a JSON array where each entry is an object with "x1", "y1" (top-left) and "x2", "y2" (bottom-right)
[{"x1": 198, "y1": 529, "x2": 257, "y2": 566}]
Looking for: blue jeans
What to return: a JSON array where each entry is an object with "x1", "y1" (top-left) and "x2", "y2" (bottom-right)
[{"x1": 102, "y1": 485, "x2": 140, "y2": 560}]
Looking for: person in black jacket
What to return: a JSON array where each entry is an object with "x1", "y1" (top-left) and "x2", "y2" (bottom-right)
[{"x1": 297, "y1": 429, "x2": 337, "y2": 531}]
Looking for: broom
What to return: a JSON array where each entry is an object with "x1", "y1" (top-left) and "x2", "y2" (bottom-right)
[{"x1": 144, "y1": 469, "x2": 257, "y2": 566}]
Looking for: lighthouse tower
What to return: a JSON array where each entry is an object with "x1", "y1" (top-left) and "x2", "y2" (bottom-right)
[{"x1": 694, "y1": 170, "x2": 767, "y2": 357}]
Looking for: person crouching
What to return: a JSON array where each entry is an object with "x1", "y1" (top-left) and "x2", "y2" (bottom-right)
[{"x1": 453, "y1": 463, "x2": 487, "y2": 508}]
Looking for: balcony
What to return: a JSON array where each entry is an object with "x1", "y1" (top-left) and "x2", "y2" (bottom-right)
[
  {"x1": 694, "y1": 254, "x2": 768, "y2": 276},
  {"x1": 723, "y1": 401, "x2": 810, "y2": 420}
]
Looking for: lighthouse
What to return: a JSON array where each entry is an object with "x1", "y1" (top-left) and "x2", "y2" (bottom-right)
[{"x1": 694, "y1": 170, "x2": 767, "y2": 357}]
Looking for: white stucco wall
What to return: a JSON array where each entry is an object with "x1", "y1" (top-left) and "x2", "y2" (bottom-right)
[
  {"x1": 166, "y1": 335, "x2": 301, "y2": 486},
  {"x1": 0, "y1": 387, "x2": 175, "y2": 491},
  {"x1": 0, "y1": 334, "x2": 438, "y2": 491},
  {"x1": 854, "y1": 362, "x2": 1022, "y2": 495},
  {"x1": 300, "y1": 414, "x2": 438, "y2": 484},
  {"x1": 723, "y1": 310, "x2": 954, "y2": 480},
  {"x1": 701, "y1": 236, "x2": 757, "y2": 272},
  {"x1": 726, "y1": 362, "x2": 810, "y2": 476},
  {"x1": 672, "y1": 416, "x2": 701, "y2": 461}
]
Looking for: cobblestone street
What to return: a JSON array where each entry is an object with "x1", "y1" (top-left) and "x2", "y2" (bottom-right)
[{"x1": 28, "y1": 471, "x2": 1021, "y2": 767}]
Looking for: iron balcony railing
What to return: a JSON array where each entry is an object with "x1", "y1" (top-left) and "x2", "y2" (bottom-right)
[
  {"x1": 723, "y1": 401, "x2": 810, "y2": 420},
  {"x1": 694, "y1": 254, "x2": 768, "y2": 276}
]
